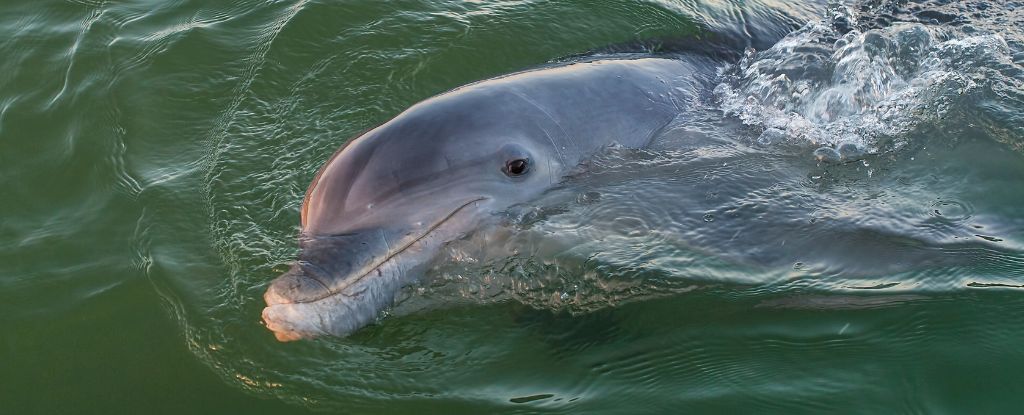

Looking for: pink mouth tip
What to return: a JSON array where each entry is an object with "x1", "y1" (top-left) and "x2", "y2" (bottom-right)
[{"x1": 261, "y1": 305, "x2": 313, "y2": 342}]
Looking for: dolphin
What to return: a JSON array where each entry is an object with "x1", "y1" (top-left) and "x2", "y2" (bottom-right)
[{"x1": 262, "y1": 57, "x2": 711, "y2": 341}]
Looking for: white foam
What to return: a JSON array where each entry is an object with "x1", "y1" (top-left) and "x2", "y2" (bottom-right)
[{"x1": 714, "y1": 4, "x2": 1014, "y2": 153}]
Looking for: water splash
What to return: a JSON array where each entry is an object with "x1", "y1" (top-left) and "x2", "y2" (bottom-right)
[{"x1": 713, "y1": 2, "x2": 1021, "y2": 154}]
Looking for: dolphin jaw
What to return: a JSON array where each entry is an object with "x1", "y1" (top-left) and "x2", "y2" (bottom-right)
[{"x1": 261, "y1": 197, "x2": 491, "y2": 341}]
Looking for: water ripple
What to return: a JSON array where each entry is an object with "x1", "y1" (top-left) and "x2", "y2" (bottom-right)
[{"x1": 101, "y1": 0, "x2": 1024, "y2": 411}]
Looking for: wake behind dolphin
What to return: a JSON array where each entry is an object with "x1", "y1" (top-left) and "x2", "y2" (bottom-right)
[{"x1": 262, "y1": 57, "x2": 715, "y2": 340}]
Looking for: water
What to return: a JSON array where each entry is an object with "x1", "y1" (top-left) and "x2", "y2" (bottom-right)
[{"x1": 2, "y1": 0, "x2": 1023, "y2": 413}]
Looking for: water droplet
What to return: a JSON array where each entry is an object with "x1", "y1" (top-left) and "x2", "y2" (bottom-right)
[{"x1": 576, "y1": 191, "x2": 601, "y2": 205}]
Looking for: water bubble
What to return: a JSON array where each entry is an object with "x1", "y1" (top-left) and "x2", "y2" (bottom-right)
[
  {"x1": 838, "y1": 142, "x2": 865, "y2": 159},
  {"x1": 814, "y1": 146, "x2": 842, "y2": 163},
  {"x1": 930, "y1": 199, "x2": 973, "y2": 221},
  {"x1": 757, "y1": 127, "x2": 788, "y2": 145},
  {"x1": 576, "y1": 191, "x2": 602, "y2": 205}
]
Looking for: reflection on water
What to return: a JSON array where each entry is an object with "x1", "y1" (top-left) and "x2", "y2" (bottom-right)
[{"x1": 3, "y1": 0, "x2": 1022, "y2": 412}]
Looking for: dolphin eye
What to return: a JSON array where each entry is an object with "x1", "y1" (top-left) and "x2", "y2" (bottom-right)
[{"x1": 504, "y1": 158, "x2": 529, "y2": 176}]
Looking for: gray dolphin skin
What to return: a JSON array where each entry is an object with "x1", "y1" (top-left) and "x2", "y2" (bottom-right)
[{"x1": 262, "y1": 57, "x2": 708, "y2": 341}]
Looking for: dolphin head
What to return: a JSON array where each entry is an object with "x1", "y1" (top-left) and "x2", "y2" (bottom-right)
[
  {"x1": 261, "y1": 58, "x2": 694, "y2": 340},
  {"x1": 262, "y1": 85, "x2": 562, "y2": 341}
]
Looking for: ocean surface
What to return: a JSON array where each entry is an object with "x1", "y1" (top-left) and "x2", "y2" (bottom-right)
[{"x1": 3, "y1": 0, "x2": 1023, "y2": 413}]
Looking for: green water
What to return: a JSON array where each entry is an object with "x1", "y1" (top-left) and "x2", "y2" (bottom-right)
[{"x1": 3, "y1": 0, "x2": 1024, "y2": 413}]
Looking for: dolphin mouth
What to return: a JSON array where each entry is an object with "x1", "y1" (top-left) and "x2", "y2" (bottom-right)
[{"x1": 262, "y1": 196, "x2": 488, "y2": 340}]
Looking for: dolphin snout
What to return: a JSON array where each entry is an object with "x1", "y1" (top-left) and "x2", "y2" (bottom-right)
[
  {"x1": 261, "y1": 211, "x2": 481, "y2": 341},
  {"x1": 262, "y1": 252, "x2": 400, "y2": 341},
  {"x1": 262, "y1": 304, "x2": 317, "y2": 342},
  {"x1": 262, "y1": 283, "x2": 383, "y2": 342},
  {"x1": 263, "y1": 263, "x2": 332, "y2": 306},
  {"x1": 262, "y1": 264, "x2": 335, "y2": 341}
]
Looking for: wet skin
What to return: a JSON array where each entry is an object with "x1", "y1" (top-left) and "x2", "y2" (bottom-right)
[{"x1": 262, "y1": 57, "x2": 712, "y2": 341}]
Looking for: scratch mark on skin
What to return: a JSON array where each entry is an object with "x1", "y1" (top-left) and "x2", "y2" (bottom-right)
[
  {"x1": 380, "y1": 229, "x2": 405, "y2": 281},
  {"x1": 296, "y1": 261, "x2": 334, "y2": 294},
  {"x1": 317, "y1": 309, "x2": 329, "y2": 336},
  {"x1": 380, "y1": 228, "x2": 392, "y2": 260},
  {"x1": 512, "y1": 92, "x2": 575, "y2": 165}
]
